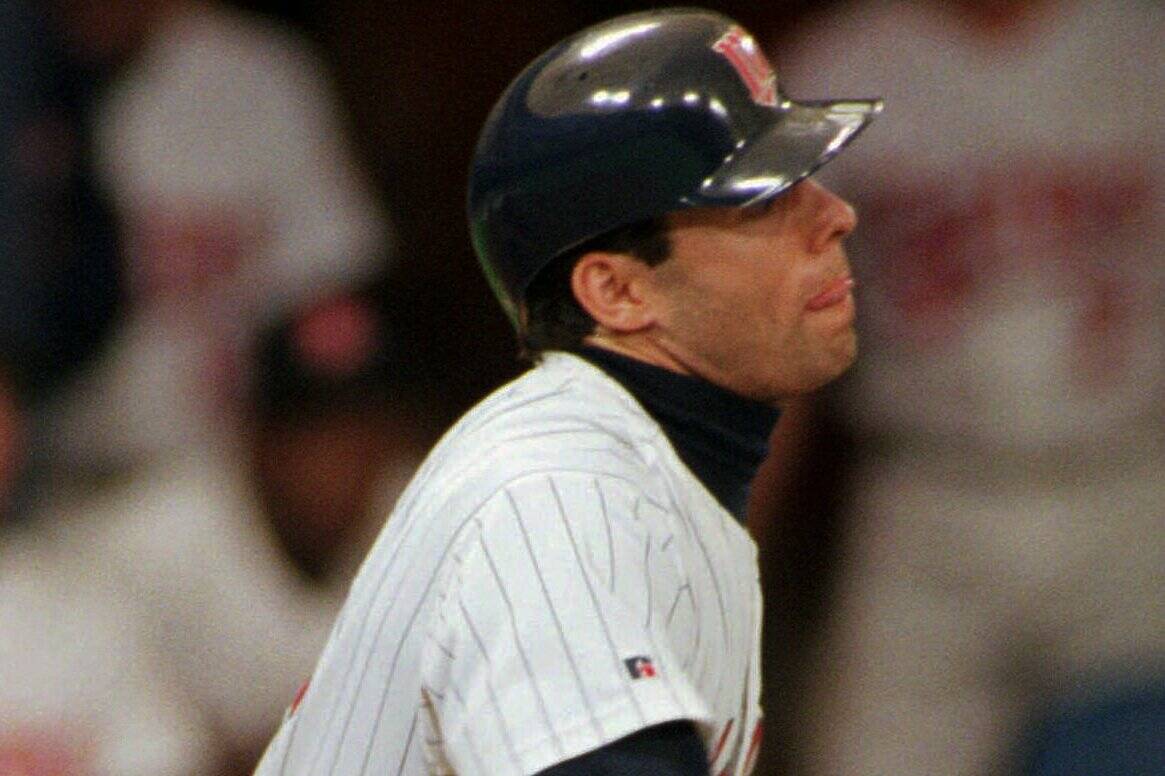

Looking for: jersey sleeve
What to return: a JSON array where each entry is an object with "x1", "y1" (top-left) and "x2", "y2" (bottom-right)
[
  {"x1": 422, "y1": 471, "x2": 712, "y2": 776},
  {"x1": 534, "y1": 721, "x2": 708, "y2": 776}
]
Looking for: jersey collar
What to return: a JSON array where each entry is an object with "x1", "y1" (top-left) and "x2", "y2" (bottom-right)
[{"x1": 573, "y1": 345, "x2": 780, "y2": 523}]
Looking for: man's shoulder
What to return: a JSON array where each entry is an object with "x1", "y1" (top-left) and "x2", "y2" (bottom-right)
[
  {"x1": 450, "y1": 352, "x2": 659, "y2": 455},
  {"x1": 402, "y1": 353, "x2": 671, "y2": 511},
  {"x1": 359, "y1": 354, "x2": 681, "y2": 591}
]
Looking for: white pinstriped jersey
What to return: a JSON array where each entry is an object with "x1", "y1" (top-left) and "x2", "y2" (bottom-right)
[{"x1": 254, "y1": 351, "x2": 765, "y2": 776}]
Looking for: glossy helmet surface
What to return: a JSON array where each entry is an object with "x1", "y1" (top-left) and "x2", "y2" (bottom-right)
[{"x1": 468, "y1": 7, "x2": 882, "y2": 323}]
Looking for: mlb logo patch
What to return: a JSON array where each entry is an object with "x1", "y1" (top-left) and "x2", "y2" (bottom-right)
[{"x1": 624, "y1": 655, "x2": 657, "y2": 679}]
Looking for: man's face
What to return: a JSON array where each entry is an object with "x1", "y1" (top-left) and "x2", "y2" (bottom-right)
[{"x1": 644, "y1": 178, "x2": 860, "y2": 403}]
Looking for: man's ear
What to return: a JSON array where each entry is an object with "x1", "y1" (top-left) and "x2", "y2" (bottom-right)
[{"x1": 570, "y1": 251, "x2": 656, "y2": 334}]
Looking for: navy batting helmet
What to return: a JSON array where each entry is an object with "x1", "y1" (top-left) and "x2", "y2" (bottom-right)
[{"x1": 468, "y1": 7, "x2": 882, "y2": 324}]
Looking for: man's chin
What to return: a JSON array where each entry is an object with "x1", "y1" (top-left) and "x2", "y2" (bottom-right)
[{"x1": 798, "y1": 336, "x2": 859, "y2": 395}]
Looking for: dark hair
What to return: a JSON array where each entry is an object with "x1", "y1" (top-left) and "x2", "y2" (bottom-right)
[{"x1": 519, "y1": 218, "x2": 671, "y2": 360}]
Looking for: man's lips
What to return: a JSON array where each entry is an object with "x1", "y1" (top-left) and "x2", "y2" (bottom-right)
[{"x1": 806, "y1": 276, "x2": 856, "y2": 311}]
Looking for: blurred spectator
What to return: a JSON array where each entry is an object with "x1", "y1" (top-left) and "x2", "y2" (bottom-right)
[
  {"x1": 2, "y1": 437, "x2": 218, "y2": 775},
  {"x1": 35, "y1": 0, "x2": 390, "y2": 488},
  {"x1": 53, "y1": 275, "x2": 444, "y2": 773},
  {"x1": 0, "y1": 0, "x2": 124, "y2": 519},
  {"x1": 247, "y1": 277, "x2": 444, "y2": 582},
  {"x1": 0, "y1": 521, "x2": 222, "y2": 775},
  {"x1": 765, "y1": 0, "x2": 1165, "y2": 773}
]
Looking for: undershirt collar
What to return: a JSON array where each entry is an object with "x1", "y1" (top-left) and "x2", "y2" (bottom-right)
[{"x1": 573, "y1": 346, "x2": 780, "y2": 523}]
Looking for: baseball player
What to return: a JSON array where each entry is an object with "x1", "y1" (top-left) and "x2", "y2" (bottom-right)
[{"x1": 254, "y1": 8, "x2": 880, "y2": 775}]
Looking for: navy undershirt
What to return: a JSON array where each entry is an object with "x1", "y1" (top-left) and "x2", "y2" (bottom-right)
[
  {"x1": 535, "y1": 721, "x2": 709, "y2": 776},
  {"x1": 574, "y1": 345, "x2": 781, "y2": 524}
]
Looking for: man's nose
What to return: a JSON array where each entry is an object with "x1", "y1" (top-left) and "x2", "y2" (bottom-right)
[{"x1": 804, "y1": 178, "x2": 857, "y2": 251}]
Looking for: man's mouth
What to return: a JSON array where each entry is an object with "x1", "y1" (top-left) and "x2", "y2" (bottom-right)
[{"x1": 806, "y1": 276, "x2": 855, "y2": 311}]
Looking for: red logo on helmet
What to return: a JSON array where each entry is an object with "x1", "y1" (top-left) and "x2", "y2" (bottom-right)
[{"x1": 712, "y1": 27, "x2": 778, "y2": 107}]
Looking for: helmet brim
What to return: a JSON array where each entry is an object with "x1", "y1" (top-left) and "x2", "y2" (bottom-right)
[{"x1": 686, "y1": 97, "x2": 884, "y2": 207}]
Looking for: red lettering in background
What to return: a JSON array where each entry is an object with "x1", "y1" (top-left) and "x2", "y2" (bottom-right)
[
  {"x1": 129, "y1": 203, "x2": 265, "y2": 300},
  {"x1": 858, "y1": 154, "x2": 1154, "y2": 387},
  {"x1": 863, "y1": 183, "x2": 985, "y2": 343}
]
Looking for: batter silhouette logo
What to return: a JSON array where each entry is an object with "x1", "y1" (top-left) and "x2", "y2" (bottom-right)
[
  {"x1": 623, "y1": 655, "x2": 657, "y2": 679},
  {"x1": 712, "y1": 27, "x2": 778, "y2": 107}
]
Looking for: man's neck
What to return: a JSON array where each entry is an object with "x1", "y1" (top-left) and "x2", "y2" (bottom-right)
[
  {"x1": 581, "y1": 332, "x2": 688, "y2": 376},
  {"x1": 571, "y1": 345, "x2": 780, "y2": 522}
]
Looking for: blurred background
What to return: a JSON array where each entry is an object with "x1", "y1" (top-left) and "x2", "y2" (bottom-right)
[{"x1": 1, "y1": 0, "x2": 1160, "y2": 774}]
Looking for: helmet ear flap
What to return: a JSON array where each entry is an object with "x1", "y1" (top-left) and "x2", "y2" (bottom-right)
[{"x1": 467, "y1": 8, "x2": 882, "y2": 326}]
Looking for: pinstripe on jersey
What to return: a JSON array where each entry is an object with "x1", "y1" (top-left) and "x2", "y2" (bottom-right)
[{"x1": 254, "y1": 351, "x2": 765, "y2": 776}]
